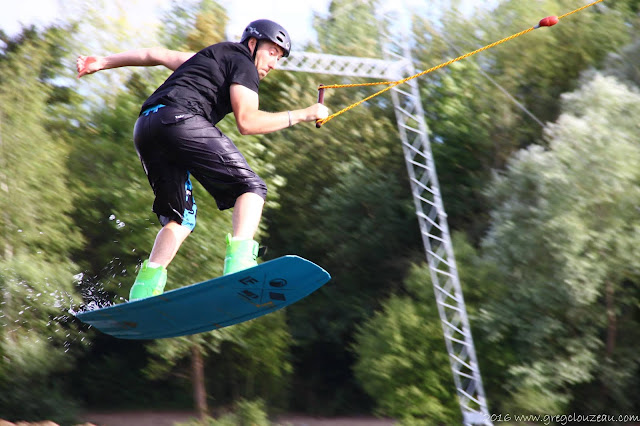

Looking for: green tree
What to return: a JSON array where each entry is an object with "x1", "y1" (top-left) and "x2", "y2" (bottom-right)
[
  {"x1": 352, "y1": 231, "x2": 504, "y2": 424},
  {"x1": 352, "y1": 263, "x2": 460, "y2": 425},
  {"x1": 143, "y1": 310, "x2": 291, "y2": 417},
  {"x1": 604, "y1": 37, "x2": 640, "y2": 88},
  {"x1": 0, "y1": 25, "x2": 85, "y2": 422},
  {"x1": 314, "y1": 0, "x2": 382, "y2": 58},
  {"x1": 160, "y1": 0, "x2": 229, "y2": 51},
  {"x1": 415, "y1": 0, "x2": 633, "y2": 241},
  {"x1": 480, "y1": 74, "x2": 640, "y2": 414},
  {"x1": 260, "y1": 0, "x2": 418, "y2": 412},
  {"x1": 278, "y1": 162, "x2": 419, "y2": 413}
]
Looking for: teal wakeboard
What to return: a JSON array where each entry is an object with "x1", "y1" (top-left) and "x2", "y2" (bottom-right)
[{"x1": 75, "y1": 255, "x2": 330, "y2": 340}]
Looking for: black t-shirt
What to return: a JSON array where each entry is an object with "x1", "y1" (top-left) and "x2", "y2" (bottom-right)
[{"x1": 141, "y1": 42, "x2": 259, "y2": 125}]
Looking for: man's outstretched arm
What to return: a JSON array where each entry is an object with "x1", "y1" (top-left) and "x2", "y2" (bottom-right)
[{"x1": 77, "y1": 47, "x2": 195, "y2": 78}]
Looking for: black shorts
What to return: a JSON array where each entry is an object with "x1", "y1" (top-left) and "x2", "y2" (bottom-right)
[{"x1": 133, "y1": 104, "x2": 267, "y2": 230}]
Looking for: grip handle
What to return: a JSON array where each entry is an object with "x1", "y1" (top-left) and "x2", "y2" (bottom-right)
[{"x1": 316, "y1": 85, "x2": 325, "y2": 128}]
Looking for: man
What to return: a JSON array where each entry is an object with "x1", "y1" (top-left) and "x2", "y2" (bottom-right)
[{"x1": 77, "y1": 19, "x2": 329, "y2": 301}]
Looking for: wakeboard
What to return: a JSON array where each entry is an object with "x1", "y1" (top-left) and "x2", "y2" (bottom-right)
[{"x1": 75, "y1": 255, "x2": 330, "y2": 340}]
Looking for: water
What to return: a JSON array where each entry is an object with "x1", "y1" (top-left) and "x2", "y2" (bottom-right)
[
  {"x1": 0, "y1": 256, "x2": 135, "y2": 355},
  {"x1": 72, "y1": 257, "x2": 131, "y2": 314},
  {"x1": 1, "y1": 214, "x2": 138, "y2": 349},
  {"x1": 0, "y1": 277, "x2": 89, "y2": 353},
  {"x1": 109, "y1": 213, "x2": 126, "y2": 229}
]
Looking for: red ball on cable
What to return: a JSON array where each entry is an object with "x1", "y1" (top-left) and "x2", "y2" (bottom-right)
[{"x1": 536, "y1": 16, "x2": 559, "y2": 28}]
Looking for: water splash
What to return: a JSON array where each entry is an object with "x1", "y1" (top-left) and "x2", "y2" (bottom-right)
[
  {"x1": 1, "y1": 235, "x2": 136, "y2": 351},
  {"x1": 72, "y1": 257, "x2": 132, "y2": 314},
  {"x1": 109, "y1": 213, "x2": 126, "y2": 229},
  {"x1": 0, "y1": 278, "x2": 90, "y2": 352}
]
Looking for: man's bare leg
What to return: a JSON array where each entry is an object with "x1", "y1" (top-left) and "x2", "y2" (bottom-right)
[
  {"x1": 130, "y1": 221, "x2": 191, "y2": 300},
  {"x1": 224, "y1": 192, "x2": 265, "y2": 275},
  {"x1": 232, "y1": 192, "x2": 265, "y2": 239},
  {"x1": 149, "y1": 221, "x2": 192, "y2": 267}
]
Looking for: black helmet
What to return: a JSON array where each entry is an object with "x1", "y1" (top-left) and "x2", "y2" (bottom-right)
[{"x1": 241, "y1": 19, "x2": 291, "y2": 57}]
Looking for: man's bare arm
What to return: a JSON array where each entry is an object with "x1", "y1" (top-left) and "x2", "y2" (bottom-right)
[
  {"x1": 230, "y1": 84, "x2": 329, "y2": 135},
  {"x1": 77, "y1": 47, "x2": 195, "y2": 78}
]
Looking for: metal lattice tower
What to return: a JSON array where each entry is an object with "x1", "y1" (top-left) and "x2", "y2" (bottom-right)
[
  {"x1": 379, "y1": 6, "x2": 491, "y2": 425},
  {"x1": 279, "y1": 6, "x2": 492, "y2": 425}
]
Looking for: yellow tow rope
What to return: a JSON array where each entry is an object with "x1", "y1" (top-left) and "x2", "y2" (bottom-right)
[{"x1": 315, "y1": 0, "x2": 605, "y2": 127}]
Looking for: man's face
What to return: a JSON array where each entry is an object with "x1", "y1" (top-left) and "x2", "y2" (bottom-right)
[{"x1": 252, "y1": 40, "x2": 285, "y2": 80}]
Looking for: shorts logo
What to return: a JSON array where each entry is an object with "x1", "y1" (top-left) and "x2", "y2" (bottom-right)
[{"x1": 175, "y1": 114, "x2": 185, "y2": 119}]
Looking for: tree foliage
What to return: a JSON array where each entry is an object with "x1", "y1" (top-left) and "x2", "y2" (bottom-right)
[
  {"x1": 480, "y1": 74, "x2": 640, "y2": 414},
  {"x1": 415, "y1": 0, "x2": 633, "y2": 241},
  {"x1": 1, "y1": 0, "x2": 640, "y2": 422},
  {"x1": 0, "y1": 25, "x2": 85, "y2": 423},
  {"x1": 260, "y1": 0, "x2": 420, "y2": 412},
  {"x1": 352, "y1": 263, "x2": 461, "y2": 424},
  {"x1": 160, "y1": 0, "x2": 229, "y2": 51}
]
